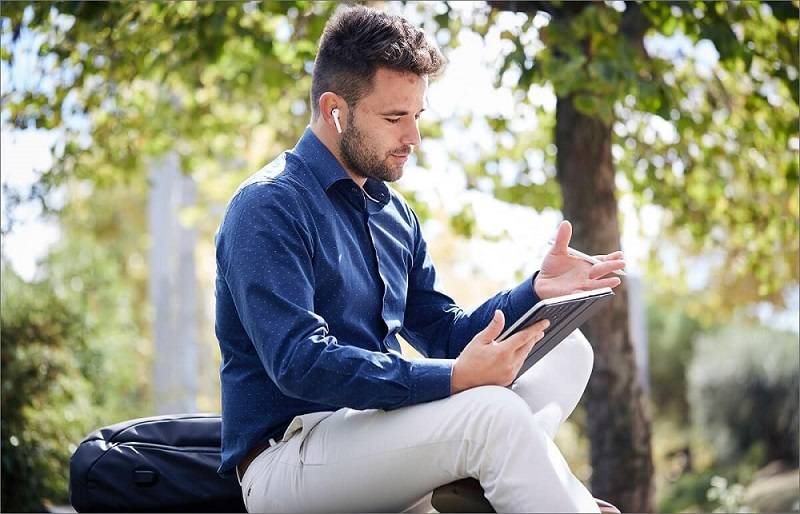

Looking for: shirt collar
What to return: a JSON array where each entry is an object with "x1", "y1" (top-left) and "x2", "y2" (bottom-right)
[{"x1": 293, "y1": 127, "x2": 391, "y2": 208}]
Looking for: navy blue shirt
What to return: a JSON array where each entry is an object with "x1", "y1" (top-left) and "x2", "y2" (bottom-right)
[{"x1": 214, "y1": 128, "x2": 541, "y2": 476}]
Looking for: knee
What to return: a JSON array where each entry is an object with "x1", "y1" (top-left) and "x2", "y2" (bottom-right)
[
  {"x1": 568, "y1": 329, "x2": 594, "y2": 379},
  {"x1": 461, "y1": 385, "x2": 527, "y2": 409},
  {"x1": 459, "y1": 385, "x2": 534, "y2": 428}
]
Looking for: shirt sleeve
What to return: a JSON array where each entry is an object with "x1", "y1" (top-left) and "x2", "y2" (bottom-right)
[
  {"x1": 400, "y1": 210, "x2": 542, "y2": 359},
  {"x1": 217, "y1": 184, "x2": 453, "y2": 410}
]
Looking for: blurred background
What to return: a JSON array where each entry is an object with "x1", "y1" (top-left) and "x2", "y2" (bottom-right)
[{"x1": 1, "y1": 1, "x2": 798, "y2": 512}]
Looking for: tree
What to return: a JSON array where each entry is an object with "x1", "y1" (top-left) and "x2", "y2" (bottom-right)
[
  {"x1": 478, "y1": 4, "x2": 655, "y2": 509},
  {"x1": 425, "y1": 0, "x2": 798, "y2": 510}
]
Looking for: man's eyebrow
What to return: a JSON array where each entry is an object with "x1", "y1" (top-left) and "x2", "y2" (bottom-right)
[{"x1": 378, "y1": 108, "x2": 426, "y2": 116}]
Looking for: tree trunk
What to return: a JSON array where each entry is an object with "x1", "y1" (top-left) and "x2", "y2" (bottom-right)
[
  {"x1": 148, "y1": 152, "x2": 199, "y2": 415},
  {"x1": 555, "y1": 96, "x2": 654, "y2": 512}
]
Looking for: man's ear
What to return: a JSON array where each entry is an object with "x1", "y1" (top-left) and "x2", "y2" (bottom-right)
[{"x1": 319, "y1": 92, "x2": 347, "y2": 134}]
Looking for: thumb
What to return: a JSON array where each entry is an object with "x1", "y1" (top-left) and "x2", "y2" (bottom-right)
[
  {"x1": 476, "y1": 310, "x2": 505, "y2": 343},
  {"x1": 551, "y1": 220, "x2": 572, "y2": 255}
]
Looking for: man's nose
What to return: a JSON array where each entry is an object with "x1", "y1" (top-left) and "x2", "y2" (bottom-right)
[{"x1": 400, "y1": 118, "x2": 421, "y2": 147}]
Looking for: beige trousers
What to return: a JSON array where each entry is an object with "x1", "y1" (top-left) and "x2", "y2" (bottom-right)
[{"x1": 238, "y1": 330, "x2": 600, "y2": 513}]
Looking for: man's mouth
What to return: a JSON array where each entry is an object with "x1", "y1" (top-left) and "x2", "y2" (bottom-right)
[{"x1": 389, "y1": 147, "x2": 413, "y2": 160}]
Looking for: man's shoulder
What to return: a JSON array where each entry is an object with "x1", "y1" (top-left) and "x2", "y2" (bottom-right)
[
  {"x1": 216, "y1": 153, "x2": 317, "y2": 240},
  {"x1": 215, "y1": 154, "x2": 314, "y2": 267},
  {"x1": 227, "y1": 153, "x2": 313, "y2": 211},
  {"x1": 236, "y1": 153, "x2": 309, "y2": 199}
]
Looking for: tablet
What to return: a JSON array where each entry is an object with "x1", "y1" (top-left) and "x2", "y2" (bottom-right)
[{"x1": 498, "y1": 287, "x2": 615, "y2": 381}]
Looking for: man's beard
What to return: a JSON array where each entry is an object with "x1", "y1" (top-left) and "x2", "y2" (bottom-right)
[{"x1": 339, "y1": 116, "x2": 409, "y2": 183}]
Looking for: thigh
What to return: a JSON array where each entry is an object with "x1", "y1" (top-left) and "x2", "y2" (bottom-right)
[{"x1": 245, "y1": 386, "x2": 528, "y2": 513}]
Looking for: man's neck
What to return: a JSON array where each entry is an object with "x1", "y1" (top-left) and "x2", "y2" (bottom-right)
[{"x1": 310, "y1": 124, "x2": 367, "y2": 188}]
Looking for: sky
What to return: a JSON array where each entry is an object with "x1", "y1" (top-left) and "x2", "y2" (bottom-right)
[{"x1": 1, "y1": 129, "x2": 61, "y2": 280}]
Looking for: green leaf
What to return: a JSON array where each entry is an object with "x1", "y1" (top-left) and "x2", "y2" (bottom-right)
[{"x1": 573, "y1": 94, "x2": 598, "y2": 115}]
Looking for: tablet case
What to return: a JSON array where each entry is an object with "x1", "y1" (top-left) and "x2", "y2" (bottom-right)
[{"x1": 500, "y1": 289, "x2": 615, "y2": 380}]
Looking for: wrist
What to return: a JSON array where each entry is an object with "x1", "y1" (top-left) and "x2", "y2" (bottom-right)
[
  {"x1": 528, "y1": 270, "x2": 544, "y2": 298},
  {"x1": 533, "y1": 274, "x2": 557, "y2": 300},
  {"x1": 533, "y1": 272, "x2": 546, "y2": 299},
  {"x1": 450, "y1": 359, "x2": 469, "y2": 395}
]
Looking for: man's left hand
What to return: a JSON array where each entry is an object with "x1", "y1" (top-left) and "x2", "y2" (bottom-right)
[{"x1": 534, "y1": 220, "x2": 626, "y2": 300}]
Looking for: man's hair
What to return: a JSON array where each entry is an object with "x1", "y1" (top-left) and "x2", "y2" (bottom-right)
[{"x1": 310, "y1": 6, "x2": 445, "y2": 120}]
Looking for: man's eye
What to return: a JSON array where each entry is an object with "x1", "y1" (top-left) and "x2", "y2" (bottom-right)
[{"x1": 385, "y1": 117, "x2": 401, "y2": 124}]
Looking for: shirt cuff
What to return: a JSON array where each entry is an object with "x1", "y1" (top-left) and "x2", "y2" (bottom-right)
[
  {"x1": 408, "y1": 358, "x2": 454, "y2": 404},
  {"x1": 507, "y1": 271, "x2": 542, "y2": 323}
]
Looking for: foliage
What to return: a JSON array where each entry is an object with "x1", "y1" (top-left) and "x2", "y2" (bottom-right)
[
  {"x1": 0, "y1": 4, "x2": 337, "y2": 508},
  {"x1": 4, "y1": 1, "x2": 797, "y2": 312},
  {"x1": 1, "y1": 262, "x2": 95, "y2": 511},
  {"x1": 687, "y1": 321, "x2": 799, "y2": 466},
  {"x1": 1, "y1": 2, "x2": 336, "y2": 212},
  {"x1": 646, "y1": 294, "x2": 705, "y2": 423},
  {"x1": 41, "y1": 185, "x2": 152, "y2": 419},
  {"x1": 0, "y1": 1, "x2": 340, "y2": 414},
  {"x1": 627, "y1": 1, "x2": 799, "y2": 316},
  {"x1": 446, "y1": 0, "x2": 800, "y2": 316},
  {"x1": 0, "y1": 183, "x2": 151, "y2": 509},
  {"x1": 658, "y1": 467, "x2": 753, "y2": 513},
  {"x1": 705, "y1": 475, "x2": 750, "y2": 514}
]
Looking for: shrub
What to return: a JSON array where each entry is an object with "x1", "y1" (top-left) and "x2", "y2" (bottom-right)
[
  {"x1": 1, "y1": 243, "x2": 150, "y2": 511},
  {"x1": 687, "y1": 321, "x2": 799, "y2": 466},
  {"x1": 647, "y1": 298, "x2": 704, "y2": 423},
  {"x1": 1, "y1": 264, "x2": 96, "y2": 511}
]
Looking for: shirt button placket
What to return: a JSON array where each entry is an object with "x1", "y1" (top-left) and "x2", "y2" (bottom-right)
[{"x1": 364, "y1": 211, "x2": 391, "y2": 352}]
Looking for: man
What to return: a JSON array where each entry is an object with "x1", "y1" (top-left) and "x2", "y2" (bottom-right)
[{"x1": 215, "y1": 5, "x2": 625, "y2": 512}]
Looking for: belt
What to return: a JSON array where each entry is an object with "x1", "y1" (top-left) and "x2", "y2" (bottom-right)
[{"x1": 237, "y1": 438, "x2": 277, "y2": 479}]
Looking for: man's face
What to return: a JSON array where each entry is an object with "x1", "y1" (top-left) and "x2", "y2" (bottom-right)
[{"x1": 339, "y1": 68, "x2": 426, "y2": 183}]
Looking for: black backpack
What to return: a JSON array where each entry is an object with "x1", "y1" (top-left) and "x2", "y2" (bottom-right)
[{"x1": 69, "y1": 413, "x2": 245, "y2": 512}]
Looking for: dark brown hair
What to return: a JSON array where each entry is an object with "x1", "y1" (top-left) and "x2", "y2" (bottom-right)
[{"x1": 310, "y1": 5, "x2": 445, "y2": 120}]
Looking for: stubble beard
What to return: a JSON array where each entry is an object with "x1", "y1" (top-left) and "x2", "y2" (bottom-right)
[{"x1": 339, "y1": 116, "x2": 406, "y2": 183}]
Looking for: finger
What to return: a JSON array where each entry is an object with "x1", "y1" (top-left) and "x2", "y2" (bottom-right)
[
  {"x1": 514, "y1": 328, "x2": 545, "y2": 358},
  {"x1": 588, "y1": 259, "x2": 626, "y2": 279},
  {"x1": 504, "y1": 319, "x2": 550, "y2": 351},
  {"x1": 550, "y1": 220, "x2": 572, "y2": 255},
  {"x1": 476, "y1": 310, "x2": 505, "y2": 343},
  {"x1": 590, "y1": 277, "x2": 621, "y2": 289},
  {"x1": 594, "y1": 251, "x2": 624, "y2": 262},
  {"x1": 512, "y1": 332, "x2": 544, "y2": 377}
]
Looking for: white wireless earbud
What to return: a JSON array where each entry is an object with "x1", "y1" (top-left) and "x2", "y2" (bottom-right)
[{"x1": 331, "y1": 108, "x2": 342, "y2": 134}]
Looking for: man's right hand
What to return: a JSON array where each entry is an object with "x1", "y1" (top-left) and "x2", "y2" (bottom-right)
[{"x1": 451, "y1": 310, "x2": 550, "y2": 394}]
